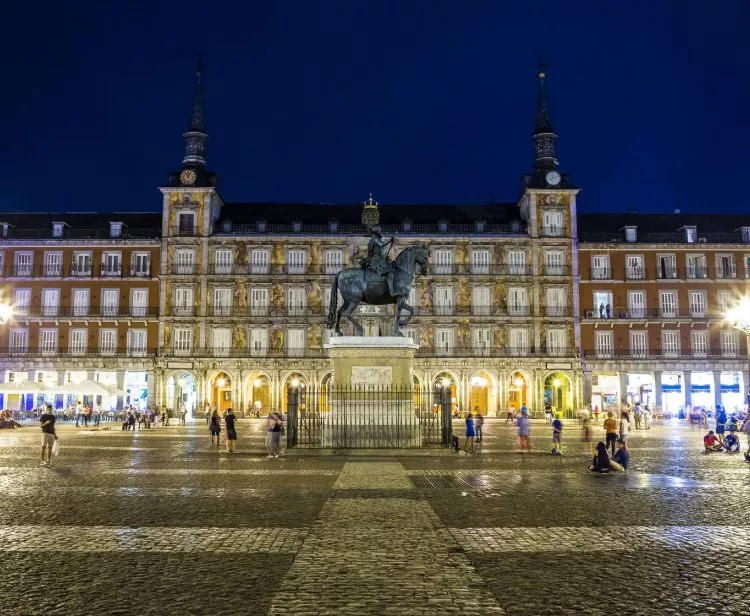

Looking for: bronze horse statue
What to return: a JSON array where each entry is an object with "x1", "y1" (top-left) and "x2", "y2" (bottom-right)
[{"x1": 326, "y1": 245, "x2": 429, "y2": 336}]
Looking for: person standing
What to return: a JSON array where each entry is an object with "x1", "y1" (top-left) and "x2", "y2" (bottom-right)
[
  {"x1": 224, "y1": 408, "x2": 237, "y2": 454},
  {"x1": 40, "y1": 404, "x2": 56, "y2": 466},
  {"x1": 178, "y1": 403, "x2": 187, "y2": 426},
  {"x1": 604, "y1": 412, "x2": 618, "y2": 455},
  {"x1": 517, "y1": 408, "x2": 531, "y2": 453},
  {"x1": 643, "y1": 405, "x2": 652, "y2": 430},
  {"x1": 475, "y1": 411, "x2": 484, "y2": 444},
  {"x1": 204, "y1": 403, "x2": 211, "y2": 425},
  {"x1": 267, "y1": 412, "x2": 283, "y2": 458},
  {"x1": 743, "y1": 414, "x2": 750, "y2": 456},
  {"x1": 592, "y1": 405, "x2": 600, "y2": 423},
  {"x1": 633, "y1": 404, "x2": 642, "y2": 430},
  {"x1": 464, "y1": 413, "x2": 475, "y2": 453},
  {"x1": 551, "y1": 416, "x2": 564, "y2": 455},
  {"x1": 544, "y1": 403, "x2": 553, "y2": 425},
  {"x1": 715, "y1": 405, "x2": 727, "y2": 443},
  {"x1": 209, "y1": 410, "x2": 221, "y2": 446},
  {"x1": 620, "y1": 411, "x2": 630, "y2": 442}
]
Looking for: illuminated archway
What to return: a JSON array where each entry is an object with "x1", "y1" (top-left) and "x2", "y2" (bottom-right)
[
  {"x1": 507, "y1": 371, "x2": 530, "y2": 412},
  {"x1": 166, "y1": 371, "x2": 197, "y2": 417},
  {"x1": 544, "y1": 372, "x2": 572, "y2": 415},
  {"x1": 281, "y1": 372, "x2": 308, "y2": 412},
  {"x1": 209, "y1": 372, "x2": 233, "y2": 414},
  {"x1": 469, "y1": 370, "x2": 497, "y2": 417},
  {"x1": 433, "y1": 371, "x2": 459, "y2": 416},
  {"x1": 243, "y1": 371, "x2": 271, "y2": 417}
]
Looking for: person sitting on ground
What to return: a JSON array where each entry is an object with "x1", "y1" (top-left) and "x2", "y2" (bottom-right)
[
  {"x1": 589, "y1": 442, "x2": 611, "y2": 473},
  {"x1": 704, "y1": 430, "x2": 724, "y2": 452},
  {"x1": 723, "y1": 429, "x2": 741, "y2": 453},
  {"x1": 610, "y1": 439, "x2": 629, "y2": 471}
]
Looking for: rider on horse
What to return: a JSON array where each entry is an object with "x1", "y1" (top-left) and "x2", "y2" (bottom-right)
[{"x1": 363, "y1": 227, "x2": 396, "y2": 295}]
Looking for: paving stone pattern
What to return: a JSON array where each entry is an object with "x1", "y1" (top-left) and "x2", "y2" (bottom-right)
[{"x1": 0, "y1": 419, "x2": 749, "y2": 615}]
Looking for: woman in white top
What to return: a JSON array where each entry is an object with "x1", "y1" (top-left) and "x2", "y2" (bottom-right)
[{"x1": 620, "y1": 411, "x2": 630, "y2": 440}]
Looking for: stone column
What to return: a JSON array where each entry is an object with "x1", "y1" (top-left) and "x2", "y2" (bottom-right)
[
  {"x1": 714, "y1": 371, "x2": 722, "y2": 410},
  {"x1": 116, "y1": 371, "x2": 126, "y2": 410},
  {"x1": 683, "y1": 371, "x2": 692, "y2": 408},
  {"x1": 653, "y1": 371, "x2": 662, "y2": 412},
  {"x1": 619, "y1": 372, "x2": 628, "y2": 405},
  {"x1": 146, "y1": 369, "x2": 156, "y2": 410}
]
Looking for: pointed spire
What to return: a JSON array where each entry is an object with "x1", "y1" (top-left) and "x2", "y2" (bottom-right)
[
  {"x1": 532, "y1": 54, "x2": 558, "y2": 171},
  {"x1": 183, "y1": 50, "x2": 208, "y2": 168}
]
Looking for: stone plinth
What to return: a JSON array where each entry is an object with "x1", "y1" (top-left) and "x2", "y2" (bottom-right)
[{"x1": 323, "y1": 336, "x2": 420, "y2": 447}]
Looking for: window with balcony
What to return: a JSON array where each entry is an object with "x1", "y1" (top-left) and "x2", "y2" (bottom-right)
[
  {"x1": 661, "y1": 330, "x2": 680, "y2": 357},
  {"x1": 250, "y1": 328, "x2": 268, "y2": 356},
  {"x1": 470, "y1": 249, "x2": 490, "y2": 274},
  {"x1": 508, "y1": 251, "x2": 526, "y2": 275},
  {"x1": 542, "y1": 210, "x2": 563, "y2": 236},
  {"x1": 657, "y1": 254, "x2": 677, "y2": 279},
  {"x1": 102, "y1": 252, "x2": 122, "y2": 277},
  {"x1": 130, "y1": 289, "x2": 148, "y2": 317},
  {"x1": 435, "y1": 328, "x2": 454, "y2": 356},
  {"x1": 212, "y1": 288, "x2": 232, "y2": 316},
  {"x1": 324, "y1": 250, "x2": 343, "y2": 274},
  {"x1": 688, "y1": 291, "x2": 706, "y2": 317},
  {"x1": 174, "y1": 287, "x2": 193, "y2": 316},
  {"x1": 630, "y1": 331, "x2": 648, "y2": 357},
  {"x1": 591, "y1": 255, "x2": 610, "y2": 279},
  {"x1": 721, "y1": 330, "x2": 739, "y2": 356},
  {"x1": 12, "y1": 288, "x2": 30, "y2": 315},
  {"x1": 99, "y1": 329, "x2": 117, "y2": 355},
  {"x1": 686, "y1": 254, "x2": 707, "y2": 279},
  {"x1": 433, "y1": 249, "x2": 453, "y2": 274},
  {"x1": 69, "y1": 329, "x2": 88, "y2": 354},
  {"x1": 716, "y1": 254, "x2": 736, "y2": 279},
  {"x1": 659, "y1": 291, "x2": 677, "y2": 318},
  {"x1": 9, "y1": 329, "x2": 28, "y2": 354},
  {"x1": 212, "y1": 328, "x2": 232, "y2": 356},
  {"x1": 101, "y1": 289, "x2": 119, "y2": 317},
  {"x1": 546, "y1": 287, "x2": 567, "y2": 317},
  {"x1": 178, "y1": 213, "x2": 195, "y2": 236},
  {"x1": 593, "y1": 291, "x2": 613, "y2": 319},
  {"x1": 471, "y1": 328, "x2": 491, "y2": 356},
  {"x1": 717, "y1": 291, "x2": 733, "y2": 315},
  {"x1": 625, "y1": 255, "x2": 644, "y2": 279},
  {"x1": 250, "y1": 287, "x2": 269, "y2": 316},
  {"x1": 595, "y1": 331, "x2": 613, "y2": 357},
  {"x1": 287, "y1": 249, "x2": 306, "y2": 274},
  {"x1": 131, "y1": 253, "x2": 150, "y2": 277},
  {"x1": 72, "y1": 289, "x2": 90, "y2": 317},
  {"x1": 41, "y1": 289, "x2": 60, "y2": 317},
  {"x1": 72, "y1": 252, "x2": 92, "y2": 276},
  {"x1": 287, "y1": 287, "x2": 306, "y2": 316},
  {"x1": 691, "y1": 330, "x2": 708, "y2": 356},
  {"x1": 174, "y1": 328, "x2": 193, "y2": 355},
  {"x1": 127, "y1": 329, "x2": 147, "y2": 356},
  {"x1": 544, "y1": 250, "x2": 564, "y2": 275},
  {"x1": 627, "y1": 291, "x2": 646, "y2": 319},
  {"x1": 44, "y1": 252, "x2": 62, "y2": 277},
  {"x1": 214, "y1": 249, "x2": 233, "y2": 274},
  {"x1": 508, "y1": 287, "x2": 529, "y2": 316},
  {"x1": 39, "y1": 329, "x2": 58, "y2": 355},
  {"x1": 176, "y1": 250, "x2": 195, "y2": 274},
  {"x1": 250, "y1": 249, "x2": 270, "y2": 274},
  {"x1": 287, "y1": 328, "x2": 305, "y2": 357},
  {"x1": 434, "y1": 286, "x2": 454, "y2": 315},
  {"x1": 547, "y1": 328, "x2": 567, "y2": 356},
  {"x1": 14, "y1": 252, "x2": 33, "y2": 277},
  {"x1": 509, "y1": 327, "x2": 529, "y2": 356},
  {"x1": 471, "y1": 286, "x2": 491, "y2": 316}
]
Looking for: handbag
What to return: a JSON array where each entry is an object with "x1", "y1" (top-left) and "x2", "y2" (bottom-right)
[{"x1": 51, "y1": 439, "x2": 60, "y2": 457}]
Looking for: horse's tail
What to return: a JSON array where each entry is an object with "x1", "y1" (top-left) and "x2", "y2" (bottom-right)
[{"x1": 325, "y1": 271, "x2": 340, "y2": 329}]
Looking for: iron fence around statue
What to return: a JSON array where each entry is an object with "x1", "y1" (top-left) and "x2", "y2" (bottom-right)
[{"x1": 286, "y1": 384, "x2": 451, "y2": 449}]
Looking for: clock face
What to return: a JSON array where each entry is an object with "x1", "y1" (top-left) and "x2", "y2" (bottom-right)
[
  {"x1": 180, "y1": 169, "x2": 197, "y2": 186},
  {"x1": 545, "y1": 171, "x2": 561, "y2": 186}
]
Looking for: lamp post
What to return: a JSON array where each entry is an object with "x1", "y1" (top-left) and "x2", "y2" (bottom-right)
[
  {"x1": 440, "y1": 377, "x2": 452, "y2": 447},
  {"x1": 726, "y1": 298, "x2": 750, "y2": 407},
  {"x1": 287, "y1": 378, "x2": 299, "y2": 448}
]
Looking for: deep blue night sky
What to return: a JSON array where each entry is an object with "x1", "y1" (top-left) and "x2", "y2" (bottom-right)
[{"x1": 3, "y1": 1, "x2": 749, "y2": 213}]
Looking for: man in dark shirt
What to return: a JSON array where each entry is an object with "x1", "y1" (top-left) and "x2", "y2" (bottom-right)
[{"x1": 40, "y1": 403, "x2": 57, "y2": 465}]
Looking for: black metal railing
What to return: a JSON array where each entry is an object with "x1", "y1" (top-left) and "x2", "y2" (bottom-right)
[
  {"x1": 286, "y1": 385, "x2": 447, "y2": 449},
  {"x1": 588, "y1": 266, "x2": 737, "y2": 281},
  {"x1": 214, "y1": 222, "x2": 528, "y2": 236},
  {"x1": 0, "y1": 349, "x2": 158, "y2": 358},
  {"x1": 11, "y1": 306, "x2": 159, "y2": 319},
  {"x1": 582, "y1": 307, "x2": 719, "y2": 320},
  {"x1": 581, "y1": 231, "x2": 747, "y2": 244},
  {"x1": 1, "y1": 228, "x2": 160, "y2": 240},
  {"x1": 541, "y1": 226, "x2": 566, "y2": 237},
  {"x1": 582, "y1": 349, "x2": 745, "y2": 360}
]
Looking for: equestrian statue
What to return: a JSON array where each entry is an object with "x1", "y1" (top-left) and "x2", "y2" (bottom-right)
[{"x1": 325, "y1": 229, "x2": 429, "y2": 336}]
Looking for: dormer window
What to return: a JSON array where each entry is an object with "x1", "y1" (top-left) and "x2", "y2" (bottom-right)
[
  {"x1": 52, "y1": 222, "x2": 65, "y2": 238},
  {"x1": 741, "y1": 227, "x2": 750, "y2": 243},
  {"x1": 475, "y1": 219, "x2": 486, "y2": 233},
  {"x1": 438, "y1": 219, "x2": 449, "y2": 233},
  {"x1": 256, "y1": 219, "x2": 267, "y2": 233},
  {"x1": 511, "y1": 220, "x2": 521, "y2": 233},
  {"x1": 109, "y1": 222, "x2": 123, "y2": 238},
  {"x1": 624, "y1": 226, "x2": 637, "y2": 243},
  {"x1": 328, "y1": 218, "x2": 339, "y2": 233},
  {"x1": 684, "y1": 226, "x2": 697, "y2": 243},
  {"x1": 292, "y1": 219, "x2": 302, "y2": 233},
  {"x1": 221, "y1": 219, "x2": 232, "y2": 233},
  {"x1": 402, "y1": 218, "x2": 413, "y2": 232},
  {"x1": 0, "y1": 223, "x2": 8, "y2": 237}
]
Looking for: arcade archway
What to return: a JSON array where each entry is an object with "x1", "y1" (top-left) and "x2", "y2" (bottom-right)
[
  {"x1": 209, "y1": 372, "x2": 233, "y2": 415},
  {"x1": 166, "y1": 372, "x2": 197, "y2": 417},
  {"x1": 244, "y1": 372, "x2": 271, "y2": 417},
  {"x1": 282, "y1": 372, "x2": 308, "y2": 412},
  {"x1": 544, "y1": 372, "x2": 572, "y2": 415},
  {"x1": 507, "y1": 371, "x2": 530, "y2": 412},
  {"x1": 433, "y1": 371, "x2": 459, "y2": 416},
  {"x1": 469, "y1": 370, "x2": 497, "y2": 417}
]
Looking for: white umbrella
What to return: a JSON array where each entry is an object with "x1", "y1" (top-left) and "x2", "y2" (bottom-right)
[
  {"x1": 49, "y1": 379, "x2": 112, "y2": 396},
  {"x1": 0, "y1": 380, "x2": 46, "y2": 394}
]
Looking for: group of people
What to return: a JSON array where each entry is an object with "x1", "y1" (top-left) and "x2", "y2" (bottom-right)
[
  {"x1": 0, "y1": 410, "x2": 22, "y2": 429},
  {"x1": 206, "y1": 407, "x2": 285, "y2": 457},
  {"x1": 452, "y1": 411, "x2": 484, "y2": 453},
  {"x1": 703, "y1": 405, "x2": 750, "y2": 457},
  {"x1": 589, "y1": 439, "x2": 630, "y2": 472}
]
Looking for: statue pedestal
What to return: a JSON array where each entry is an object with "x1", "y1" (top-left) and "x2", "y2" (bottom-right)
[{"x1": 323, "y1": 336, "x2": 420, "y2": 447}]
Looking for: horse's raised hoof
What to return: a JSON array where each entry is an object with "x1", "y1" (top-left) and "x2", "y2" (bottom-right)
[{"x1": 394, "y1": 331, "x2": 404, "y2": 337}]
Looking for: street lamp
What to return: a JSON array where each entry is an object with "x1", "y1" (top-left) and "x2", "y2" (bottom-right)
[{"x1": 726, "y1": 297, "x2": 750, "y2": 405}]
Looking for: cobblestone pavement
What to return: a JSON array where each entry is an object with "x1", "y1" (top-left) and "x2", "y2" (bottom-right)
[{"x1": 0, "y1": 418, "x2": 749, "y2": 615}]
